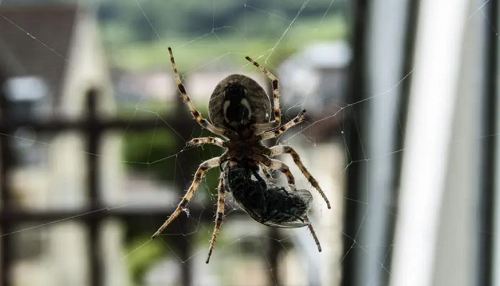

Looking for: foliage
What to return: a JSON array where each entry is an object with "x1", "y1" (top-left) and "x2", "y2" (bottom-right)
[
  {"x1": 117, "y1": 102, "x2": 176, "y2": 181},
  {"x1": 95, "y1": 0, "x2": 347, "y2": 42},
  {"x1": 122, "y1": 128, "x2": 177, "y2": 181},
  {"x1": 107, "y1": 16, "x2": 347, "y2": 71}
]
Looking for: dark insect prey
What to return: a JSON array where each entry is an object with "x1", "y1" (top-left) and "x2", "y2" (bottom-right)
[{"x1": 224, "y1": 164, "x2": 313, "y2": 228}]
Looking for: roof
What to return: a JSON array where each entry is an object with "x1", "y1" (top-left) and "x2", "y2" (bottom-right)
[{"x1": 0, "y1": 5, "x2": 78, "y2": 97}]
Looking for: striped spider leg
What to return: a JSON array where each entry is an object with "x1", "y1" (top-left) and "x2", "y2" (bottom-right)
[
  {"x1": 269, "y1": 145, "x2": 331, "y2": 209},
  {"x1": 186, "y1": 137, "x2": 227, "y2": 148},
  {"x1": 206, "y1": 175, "x2": 227, "y2": 263},
  {"x1": 259, "y1": 109, "x2": 307, "y2": 140},
  {"x1": 168, "y1": 47, "x2": 233, "y2": 139},
  {"x1": 151, "y1": 155, "x2": 226, "y2": 239},
  {"x1": 255, "y1": 153, "x2": 323, "y2": 252},
  {"x1": 245, "y1": 56, "x2": 281, "y2": 133}
]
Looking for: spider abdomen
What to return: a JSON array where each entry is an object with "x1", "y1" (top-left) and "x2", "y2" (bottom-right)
[{"x1": 209, "y1": 74, "x2": 271, "y2": 130}]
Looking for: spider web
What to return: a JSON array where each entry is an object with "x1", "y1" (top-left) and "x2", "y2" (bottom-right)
[{"x1": 0, "y1": 0, "x2": 496, "y2": 286}]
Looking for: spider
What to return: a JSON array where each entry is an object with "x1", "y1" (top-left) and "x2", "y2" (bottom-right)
[{"x1": 152, "y1": 47, "x2": 331, "y2": 263}]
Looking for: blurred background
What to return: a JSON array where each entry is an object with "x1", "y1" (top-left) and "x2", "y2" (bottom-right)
[{"x1": 0, "y1": 0, "x2": 497, "y2": 286}]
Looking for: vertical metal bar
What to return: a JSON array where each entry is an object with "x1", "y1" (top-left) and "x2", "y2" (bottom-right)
[
  {"x1": 383, "y1": 0, "x2": 420, "y2": 281},
  {"x1": 0, "y1": 74, "x2": 12, "y2": 286},
  {"x1": 342, "y1": 0, "x2": 369, "y2": 285},
  {"x1": 86, "y1": 89, "x2": 103, "y2": 286},
  {"x1": 480, "y1": 0, "x2": 498, "y2": 285}
]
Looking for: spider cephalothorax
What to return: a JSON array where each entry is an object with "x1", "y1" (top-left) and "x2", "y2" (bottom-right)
[{"x1": 152, "y1": 47, "x2": 331, "y2": 264}]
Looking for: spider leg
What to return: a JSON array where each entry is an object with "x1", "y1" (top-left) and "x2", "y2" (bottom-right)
[
  {"x1": 169, "y1": 47, "x2": 232, "y2": 138},
  {"x1": 258, "y1": 155, "x2": 323, "y2": 252},
  {"x1": 186, "y1": 137, "x2": 227, "y2": 148},
  {"x1": 206, "y1": 175, "x2": 227, "y2": 263},
  {"x1": 269, "y1": 145, "x2": 331, "y2": 209},
  {"x1": 304, "y1": 216, "x2": 322, "y2": 252},
  {"x1": 252, "y1": 121, "x2": 280, "y2": 134},
  {"x1": 151, "y1": 156, "x2": 222, "y2": 239},
  {"x1": 259, "y1": 109, "x2": 306, "y2": 140},
  {"x1": 259, "y1": 163, "x2": 272, "y2": 180},
  {"x1": 245, "y1": 56, "x2": 281, "y2": 132},
  {"x1": 254, "y1": 154, "x2": 296, "y2": 191}
]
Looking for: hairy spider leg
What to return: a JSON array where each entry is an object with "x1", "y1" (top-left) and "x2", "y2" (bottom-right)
[
  {"x1": 168, "y1": 47, "x2": 231, "y2": 138},
  {"x1": 269, "y1": 145, "x2": 331, "y2": 209},
  {"x1": 259, "y1": 163, "x2": 273, "y2": 180},
  {"x1": 186, "y1": 137, "x2": 227, "y2": 148},
  {"x1": 206, "y1": 176, "x2": 227, "y2": 263},
  {"x1": 304, "y1": 216, "x2": 322, "y2": 252},
  {"x1": 245, "y1": 56, "x2": 281, "y2": 133},
  {"x1": 259, "y1": 109, "x2": 307, "y2": 141},
  {"x1": 254, "y1": 154, "x2": 296, "y2": 192},
  {"x1": 151, "y1": 156, "x2": 222, "y2": 239}
]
